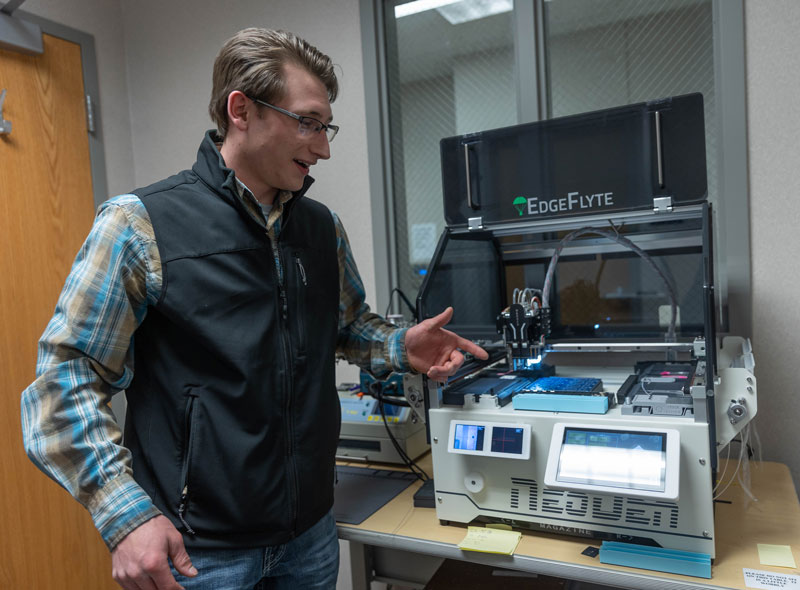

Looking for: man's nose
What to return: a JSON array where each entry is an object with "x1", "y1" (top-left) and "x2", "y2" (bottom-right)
[{"x1": 311, "y1": 132, "x2": 331, "y2": 160}]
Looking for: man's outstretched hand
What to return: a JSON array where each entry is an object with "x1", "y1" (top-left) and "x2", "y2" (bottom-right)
[
  {"x1": 111, "y1": 515, "x2": 197, "y2": 590},
  {"x1": 405, "y1": 307, "x2": 488, "y2": 382}
]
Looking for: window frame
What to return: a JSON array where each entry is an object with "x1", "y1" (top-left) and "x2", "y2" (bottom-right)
[{"x1": 359, "y1": 0, "x2": 750, "y2": 336}]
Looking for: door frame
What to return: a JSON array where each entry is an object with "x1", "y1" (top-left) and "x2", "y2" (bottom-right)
[
  {"x1": 1, "y1": 11, "x2": 125, "y2": 424},
  {"x1": 4, "y1": 10, "x2": 108, "y2": 209}
]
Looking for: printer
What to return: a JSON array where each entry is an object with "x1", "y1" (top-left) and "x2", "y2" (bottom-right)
[{"x1": 404, "y1": 93, "x2": 756, "y2": 559}]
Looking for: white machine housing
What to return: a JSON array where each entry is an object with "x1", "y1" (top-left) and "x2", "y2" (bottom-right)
[
  {"x1": 422, "y1": 331, "x2": 755, "y2": 559},
  {"x1": 413, "y1": 96, "x2": 758, "y2": 559},
  {"x1": 427, "y1": 374, "x2": 717, "y2": 554},
  {"x1": 337, "y1": 393, "x2": 429, "y2": 464}
]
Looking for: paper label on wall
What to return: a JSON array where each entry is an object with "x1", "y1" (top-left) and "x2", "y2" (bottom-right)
[
  {"x1": 743, "y1": 568, "x2": 800, "y2": 590},
  {"x1": 410, "y1": 223, "x2": 438, "y2": 265}
]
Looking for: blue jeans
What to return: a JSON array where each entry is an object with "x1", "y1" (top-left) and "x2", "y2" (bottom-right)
[{"x1": 171, "y1": 510, "x2": 339, "y2": 589}]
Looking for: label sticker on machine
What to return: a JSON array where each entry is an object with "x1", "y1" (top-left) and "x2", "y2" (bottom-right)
[
  {"x1": 544, "y1": 423, "x2": 680, "y2": 500},
  {"x1": 448, "y1": 420, "x2": 531, "y2": 460}
]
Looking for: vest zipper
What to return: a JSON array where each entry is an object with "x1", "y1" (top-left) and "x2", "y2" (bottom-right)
[
  {"x1": 178, "y1": 486, "x2": 195, "y2": 535},
  {"x1": 295, "y1": 256, "x2": 307, "y2": 286},
  {"x1": 294, "y1": 255, "x2": 307, "y2": 355},
  {"x1": 273, "y1": 238, "x2": 289, "y2": 321},
  {"x1": 272, "y1": 237, "x2": 299, "y2": 533},
  {"x1": 178, "y1": 394, "x2": 197, "y2": 535}
]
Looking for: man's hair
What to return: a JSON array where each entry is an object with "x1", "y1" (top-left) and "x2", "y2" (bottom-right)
[{"x1": 209, "y1": 28, "x2": 339, "y2": 139}]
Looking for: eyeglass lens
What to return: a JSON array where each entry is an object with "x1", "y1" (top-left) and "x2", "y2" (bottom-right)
[{"x1": 298, "y1": 118, "x2": 337, "y2": 142}]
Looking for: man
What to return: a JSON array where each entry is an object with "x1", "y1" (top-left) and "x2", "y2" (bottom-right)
[{"x1": 21, "y1": 28, "x2": 487, "y2": 590}]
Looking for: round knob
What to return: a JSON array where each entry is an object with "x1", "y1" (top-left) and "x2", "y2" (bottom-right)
[{"x1": 464, "y1": 472, "x2": 485, "y2": 493}]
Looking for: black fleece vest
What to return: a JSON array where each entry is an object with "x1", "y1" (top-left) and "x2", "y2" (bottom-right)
[{"x1": 123, "y1": 133, "x2": 341, "y2": 548}]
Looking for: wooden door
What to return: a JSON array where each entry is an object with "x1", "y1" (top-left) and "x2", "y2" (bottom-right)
[{"x1": 0, "y1": 33, "x2": 116, "y2": 588}]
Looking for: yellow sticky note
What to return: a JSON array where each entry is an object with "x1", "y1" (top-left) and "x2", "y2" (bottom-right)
[
  {"x1": 486, "y1": 523, "x2": 513, "y2": 531},
  {"x1": 458, "y1": 526, "x2": 521, "y2": 555},
  {"x1": 757, "y1": 544, "x2": 797, "y2": 568}
]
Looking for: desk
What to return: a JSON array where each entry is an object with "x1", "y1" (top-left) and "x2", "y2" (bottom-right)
[{"x1": 337, "y1": 456, "x2": 800, "y2": 589}]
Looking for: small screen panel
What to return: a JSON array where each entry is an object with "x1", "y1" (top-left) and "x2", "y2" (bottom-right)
[
  {"x1": 448, "y1": 420, "x2": 532, "y2": 459},
  {"x1": 491, "y1": 427, "x2": 525, "y2": 455},
  {"x1": 454, "y1": 423, "x2": 485, "y2": 451},
  {"x1": 558, "y1": 427, "x2": 666, "y2": 492}
]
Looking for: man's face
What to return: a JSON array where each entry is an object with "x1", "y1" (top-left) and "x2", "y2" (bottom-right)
[{"x1": 240, "y1": 63, "x2": 333, "y2": 200}]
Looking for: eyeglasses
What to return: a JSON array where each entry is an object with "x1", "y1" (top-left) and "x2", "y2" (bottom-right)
[{"x1": 249, "y1": 97, "x2": 339, "y2": 142}]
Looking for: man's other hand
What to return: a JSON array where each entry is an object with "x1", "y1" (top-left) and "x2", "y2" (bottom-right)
[
  {"x1": 111, "y1": 515, "x2": 197, "y2": 590},
  {"x1": 405, "y1": 307, "x2": 489, "y2": 382}
]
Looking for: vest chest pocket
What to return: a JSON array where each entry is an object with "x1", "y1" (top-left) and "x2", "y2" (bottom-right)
[
  {"x1": 293, "y1": 253, "x2": 308, "y2": 359},
  {"x1": 286, "y1": 243, "x2": 338, "y2": 364}
]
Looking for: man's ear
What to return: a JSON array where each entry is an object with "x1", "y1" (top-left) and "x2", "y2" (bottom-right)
[{"x1": 226, "y1": 90, "x2": 251, "y2": 132}]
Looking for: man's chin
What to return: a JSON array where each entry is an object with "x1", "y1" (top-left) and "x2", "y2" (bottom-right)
[{"x1": 281, "y1": 179, "x2": 306, "y2": 193}]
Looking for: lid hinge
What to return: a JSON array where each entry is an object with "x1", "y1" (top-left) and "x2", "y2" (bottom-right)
[
  {"x1": 653, "y1": 196, "x2": 673, "y2": 213},
  {"x1": 468, "y1": 216, "x2": 483, "y2": 231}
]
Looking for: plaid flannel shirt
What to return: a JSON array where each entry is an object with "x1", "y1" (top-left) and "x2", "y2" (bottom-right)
[{"x1": 21, "y1": 181, "x2": 409, "y2": 550}]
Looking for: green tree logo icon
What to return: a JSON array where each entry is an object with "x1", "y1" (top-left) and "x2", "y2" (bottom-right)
[{"x1": 513, "y1": 196, "x2": 527, "y2": 216}]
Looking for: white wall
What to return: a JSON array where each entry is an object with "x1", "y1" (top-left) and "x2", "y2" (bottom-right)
[
  {"x1": 744, "y1": 0, "x2": 800, "y2": 487},
  {"x1": 116, "y1": 0, "x2": 374, "y2": 385},
  {"x1": 119, "y1": 0, "x2": 375, "y2": 307}
]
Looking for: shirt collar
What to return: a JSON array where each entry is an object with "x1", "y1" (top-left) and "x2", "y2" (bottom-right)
[{"x1": 233, "y1": 177, "x2": 292, "y2": 232}]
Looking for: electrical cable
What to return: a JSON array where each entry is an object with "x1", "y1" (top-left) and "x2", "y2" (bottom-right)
[
  {"x1": 367, "y1": 380, "x2": 409, "y2": 406},
  {"x1": 736, "y1": 424, "x2": 758, "y2": 505},
  {"x1": 372, "y1": 378, "x2": 430, "y2": 482},
  {"x1": 541, "y1": 225, "x2": 679, "y2": 340},
  {"x1": 712, "y1": 440, "x2": 732, "y2": 496},
  {"x1": 712, "y1": 424, "x2": 758, "y2": 502},
  {"x1": 377, "y1": 396, "x2": 429, "y2": 482},
  {"x1": 384, "y1": 287, "x2": 417, "y2": 321},
  {"x1": 378, "y1": 396, "x2": 411, "y2": 407}
]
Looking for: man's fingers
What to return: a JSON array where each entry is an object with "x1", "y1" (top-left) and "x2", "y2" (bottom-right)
[
  {"x1": 427, "y1": 349, "x2": 464, "y2": 381},
  {"x1": 111, "y1": 516, "x2": 190, "y2": 590},
  {"x1": 167, "y1": 532, "x2": 197, "y2": 580},
  {"x1": 114, "y1": 569, "x2": 158, "y2": 590},
  {"x1": 427, "y1": 367, "x2": 448, "y2": 382},
  {"x1": 427, "y1": 306, "x2": 454, "y2": 329},
  {"x1": 149, "y1": 563, "x2": 184, "y2": 590},
  {"x1": 457, "y1": 337, "x2": 489, "y2": 359},
  {"x1": 450, "y1": 348, "x2": 465, "y2": 366},
  {"x1": 112, "y1": 574, "x2": 142, "y2": 590},
  {"x1": 142, "y1": 535, "x2": 189, "y2": 590}
]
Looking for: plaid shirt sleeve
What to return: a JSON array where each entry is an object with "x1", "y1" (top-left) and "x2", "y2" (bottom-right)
[
  {"x1": 332, "y1": 212, "x2": 412, "y2": 376},
  {"x1": 20, "y1": 194, "x2": 163, "y2": 551}
]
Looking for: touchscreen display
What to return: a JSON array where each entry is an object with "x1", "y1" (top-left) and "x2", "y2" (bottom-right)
[
  {"x1": 557, "y1": 428, "x2": 667, "y2": 492},
  {"x1": 454, "y1": 423, "x2": 485, "y2": 451},
  {"x1": 491, "y1": 427, "x2": 525, "y2": 455}
]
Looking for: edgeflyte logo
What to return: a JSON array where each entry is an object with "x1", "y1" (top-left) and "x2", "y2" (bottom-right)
[{"x1": 513, "y1": 191, "x2": 615, "y2": 216}]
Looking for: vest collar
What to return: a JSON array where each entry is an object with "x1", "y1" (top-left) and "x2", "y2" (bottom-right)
[{"x1": 192, "y1": 130, "x2": 315, "y2": 212}]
